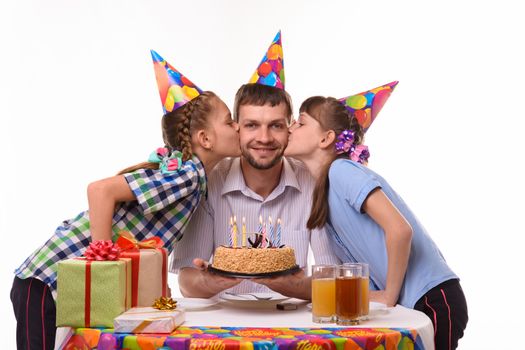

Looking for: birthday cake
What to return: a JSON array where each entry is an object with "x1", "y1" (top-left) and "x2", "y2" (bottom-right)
[{"x1": 211, "y1": 245, "x2": 297, "y2": 275}]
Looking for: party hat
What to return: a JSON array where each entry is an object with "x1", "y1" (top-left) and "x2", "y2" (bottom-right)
[
  {"x1": 151, "y1": 50, "x2": 203, "y2": 114},
  {"x1": 248, "y1": 31, "x2": 285, "y2": 89},
  {"x1": 339, "y1": 81, "x2": 398, "y2": 132}
]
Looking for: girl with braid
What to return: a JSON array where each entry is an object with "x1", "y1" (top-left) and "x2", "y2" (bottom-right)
[{"x1": 11, "y1": 51, "x2": 240, "y2": 350}]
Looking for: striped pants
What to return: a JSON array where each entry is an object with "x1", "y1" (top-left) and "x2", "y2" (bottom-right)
[
  {"x1": 414, "y1": 279, "x2": 468, "y2": 350},
  {"x1": 11, "y1": 277, "x2": 56, "y2": 350}
]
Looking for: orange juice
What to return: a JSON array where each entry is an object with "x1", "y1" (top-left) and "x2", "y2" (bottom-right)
[
  {"x1": 312, "y1": 278, "x2": 335, "y2": 321},
  {"x1": 360, "y1": 277, "x2": 369, "y2": 316}
]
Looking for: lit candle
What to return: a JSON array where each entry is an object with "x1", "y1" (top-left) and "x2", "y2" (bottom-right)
[
  {"x1": 277, "y1": 218, "x2": 282, "y2": 247},
  {"x1": 262, "y1": 221, "x2": 267, "y2": 248},
  {"x1": 229, "y1": 216, "x2": 233, "y2": 247},
  {"x1": 268, "y1": 216, "x2": 274, "y2": 247},
  {"x1": 233, "y1": 216, "x2": 238, "y2": 248},
  {"x1": 242, "y1": 217, "x2": 246, "y2": 248},
  {"x1": 257, "y1": 215, "x2": 263, "y2": 235}
]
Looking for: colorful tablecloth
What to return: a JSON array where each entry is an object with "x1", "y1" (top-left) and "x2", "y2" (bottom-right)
[{"x1": 63, "y1": 326, "x2": 424, "y2": 350}]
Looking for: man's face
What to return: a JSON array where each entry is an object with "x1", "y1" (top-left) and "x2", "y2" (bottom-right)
[{"x1": 237, "y1": 103, "x2": 289, "y2": 170}]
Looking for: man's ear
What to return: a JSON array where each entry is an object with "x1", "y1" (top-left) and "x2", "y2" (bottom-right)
[
  {"x1": 196, "y1": 129, "x2": 212, "y2": 150},
  {"x1": 319, "y1": 130, "x2": 336, "y2": 150}
]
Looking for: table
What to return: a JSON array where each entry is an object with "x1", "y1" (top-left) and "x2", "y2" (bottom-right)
[{"x1": 56, "y1": 299, "x2": 435, "y2": 350}]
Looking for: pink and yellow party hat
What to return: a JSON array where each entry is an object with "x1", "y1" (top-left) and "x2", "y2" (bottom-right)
[
  {"x1": 248, "y1": 31, "x2": 285, "y2": 89},
  {"x1": 338, "y1": 81, "x2": 398, "y2": 132},
  {"x1": 151, "y1": 50, "x2": 203, "y2": 114}
]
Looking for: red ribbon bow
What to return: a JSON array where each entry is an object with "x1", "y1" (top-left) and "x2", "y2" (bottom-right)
[{"x1": 84, "y1": 240, "x2": 121, "y2": 261}]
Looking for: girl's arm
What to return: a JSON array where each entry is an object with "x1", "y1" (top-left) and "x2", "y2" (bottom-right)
[
  {"x1": 362, "y1": 188, "x2": 413, "y2": 307},
  {"x1": 87, "y1": 175, "x2": 136, "y2": 241}
]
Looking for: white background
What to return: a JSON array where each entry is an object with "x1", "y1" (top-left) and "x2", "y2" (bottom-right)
[{"x1": 1, "y1": 0, "x2": 524, "y2": 349}]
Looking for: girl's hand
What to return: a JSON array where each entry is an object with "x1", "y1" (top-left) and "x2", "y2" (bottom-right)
[{"x1": 369, "y1": 290, "x2": 397, "y2": 307}]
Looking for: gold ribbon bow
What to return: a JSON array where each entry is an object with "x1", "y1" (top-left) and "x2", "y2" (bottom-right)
[
  {"x1": 116, "y1": 231, "x2": 162, "y2": 250},
  {"x1": 152, "y1": 296, "x2": 177, "y2": 310}
]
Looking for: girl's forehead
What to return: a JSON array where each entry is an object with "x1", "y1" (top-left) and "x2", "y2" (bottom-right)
[{"x1": 299, "y1": 112, "x2": 312, "y2": 120}]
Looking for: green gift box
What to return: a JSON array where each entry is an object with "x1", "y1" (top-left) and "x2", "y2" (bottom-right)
[{"x1": 56, "y1": 258, "x2": 132, "y2": 327}]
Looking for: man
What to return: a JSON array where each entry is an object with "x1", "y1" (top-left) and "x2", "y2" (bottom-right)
[
  {"x1": 171, "y1": 31, "x2": 338, "y2": 299},
  {"x1": 170, "y1": 83, "x2": 339, "y2": 299}
]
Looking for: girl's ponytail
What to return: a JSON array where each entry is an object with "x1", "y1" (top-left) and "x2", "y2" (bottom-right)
[{"x1": 117, "y1": 161, "x2": 159, "y2": 175}]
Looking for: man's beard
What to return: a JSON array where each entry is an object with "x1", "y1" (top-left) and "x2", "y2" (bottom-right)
[{"x1": 241, "y1": 143, "x2": 285, "y2": 170}]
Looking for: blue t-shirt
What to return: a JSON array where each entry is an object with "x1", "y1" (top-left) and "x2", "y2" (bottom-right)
[{"x1": 326, "y1": 159, "x2": 458, "y2": 308}]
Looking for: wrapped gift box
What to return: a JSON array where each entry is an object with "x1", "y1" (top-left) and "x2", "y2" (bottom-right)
[
  {"x1": 56, "y1": 258, "x2": 132, "y2": 327},
  {"x1": 120, "y1": 247, "x2": 168, "y2": 306},
  {"x1": 113, "y1": 307, "x2": 185, "y2": 333}
]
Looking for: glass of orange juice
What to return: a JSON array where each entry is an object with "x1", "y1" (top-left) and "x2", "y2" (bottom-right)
[
  {"x1": 311, "y1": 265, "x2": 336, "y2": 323},
  {"x1": 359, "y1": 263, "x2": 369, "y2": 320}
]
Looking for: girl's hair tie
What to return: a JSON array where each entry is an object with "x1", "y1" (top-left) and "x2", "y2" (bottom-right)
[
  {"x1": 148, "y1": 147, "x2": 183, "y2": 174},
  {"x1": 334, "y1": 129, "x2": 370, "y2": 164}
]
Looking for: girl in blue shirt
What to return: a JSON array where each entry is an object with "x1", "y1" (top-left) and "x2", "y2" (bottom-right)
[{"x1": 285, "y1": 96, "x2": 467, "y2": 350}]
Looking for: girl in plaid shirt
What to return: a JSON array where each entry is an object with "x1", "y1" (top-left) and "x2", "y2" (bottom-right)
[{"x1": 11, "y1": 51, "x2": 240, "y2": 350}]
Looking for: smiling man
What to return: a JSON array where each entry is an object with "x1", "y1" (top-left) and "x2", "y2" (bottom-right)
[
  {"x1": 170, "y1": 83, "x2": 339, "y2": 299},
  {"x1": 170, "y1": 31, "x2": 338, "y2": 299},
  {"x1": 235, "y1": 85, "x2": 290, "y2": 198}
]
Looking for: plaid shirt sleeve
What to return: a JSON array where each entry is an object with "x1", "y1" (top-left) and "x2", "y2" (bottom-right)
[{"x1": 124, "y1": 162, "x2": 200, "y2": 216}]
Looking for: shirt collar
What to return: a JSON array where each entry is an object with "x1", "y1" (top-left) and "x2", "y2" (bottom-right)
[{"x1": 221, "y1": 157, "x2": 301, "y2": 197}]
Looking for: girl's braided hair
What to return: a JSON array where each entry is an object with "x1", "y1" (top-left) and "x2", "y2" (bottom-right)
[{"x1": 117, "y1": 91, "x2": 217, "y2": 175}]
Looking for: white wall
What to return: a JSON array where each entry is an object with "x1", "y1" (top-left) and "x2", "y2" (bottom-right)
[{"x1": 1, "y1": 0, "x2": 524, "y2": 348}]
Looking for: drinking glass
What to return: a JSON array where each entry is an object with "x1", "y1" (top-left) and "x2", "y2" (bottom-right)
[
  {"x1": 359, "y1": 263, "x2": 369, "y2": 320},
  {"x1": 336, "y1": 264, "x2": 362, "y2": 325},
  {"x1": 311, "y1": 265, "x2": 336, "y2": 323}
]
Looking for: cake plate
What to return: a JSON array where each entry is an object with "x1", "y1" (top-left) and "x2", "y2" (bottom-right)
[{"x1": 207, "y1": 265, "x2": 301, "y2": 279}]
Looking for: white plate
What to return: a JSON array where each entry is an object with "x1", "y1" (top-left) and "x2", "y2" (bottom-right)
[
  {"x1": 370, "y1": 301, "x2": 387, "y2": 310},
  {"x1": 220, "y1": 292, "x2": 289, "y2": 306},
  {"x1": 367, "y1": 302, "x2": 389, "y2": 318},
  {"x1": 175, "y1": 297, "x2": 219, "y2": 310},
  {"x1": 305, "y1": 301, "x2": 388, "y2": 317}
]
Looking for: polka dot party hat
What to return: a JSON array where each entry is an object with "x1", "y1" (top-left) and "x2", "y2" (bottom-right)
[
  {"x1": 151, "y1": 50, "x2": 203, "y2": 114},
  {"x1": 339, "y1": 81, "x2": 398, "y2": 132},
  {"x1": 249, "y1": 31, "x2": 285, "y2": 89}
]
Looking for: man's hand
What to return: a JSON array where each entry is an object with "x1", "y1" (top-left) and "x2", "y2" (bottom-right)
[
  {"x1": 253, "y1": 269, "x2": 311, "y2": 300},
  {"x1": 177, "y1": 258, "x2": 241, "y2": 298},
  {"x1": 193, "y1": 258, "x2": 241, "y2": 293}
]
